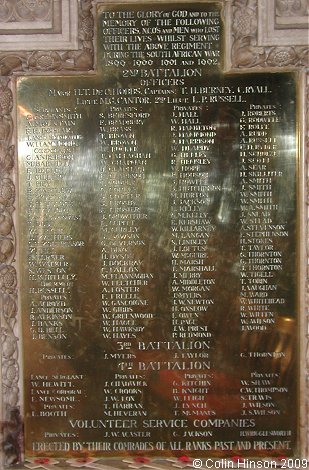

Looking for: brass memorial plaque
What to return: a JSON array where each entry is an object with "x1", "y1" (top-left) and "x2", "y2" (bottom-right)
[{"x1": 17, "y1": 1, "x2": 300, "y2": 462}]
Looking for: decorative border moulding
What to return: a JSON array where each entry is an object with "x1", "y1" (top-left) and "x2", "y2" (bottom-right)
[
  {"x1": 0, "y1": 1, "x2": 78, "y2": 52},
  {"x1": 0, "y1": 0, "x2": 56, "y2": 35},
  {"x1": 258, "y1": 0, "x2": 308, "y2": 47},
  {"x1": 228, "y1": 0, "x2": 308, "y2": 70},
  {"x1": 305, "y1": 69, "x2": 309, "y2": 464},
  {"x1": 0, "y1": 1, "x2": 307, "y2": 469},
  {"x1": 275, "y1": 0, "x2": 308, "y2": 30},
  {"x1": 0, "y1": 1, "x2": 94, "y2": 75},
  {"x1": 0, "y1": 75, "x2": 20, "y2": 469}
]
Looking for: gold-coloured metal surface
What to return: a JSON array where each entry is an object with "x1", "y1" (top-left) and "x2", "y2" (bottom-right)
[{"x1": 17, "y1": 1, "x2": 299, "y2": 460}]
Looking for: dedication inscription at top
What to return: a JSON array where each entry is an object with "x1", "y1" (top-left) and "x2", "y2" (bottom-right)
[{"x1": 16, "y1": 1, "x2": 299, "y2": 460}]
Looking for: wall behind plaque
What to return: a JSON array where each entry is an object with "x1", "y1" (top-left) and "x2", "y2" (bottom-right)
[{"x1": 0, "y1": 0, "x2": 307, "y2": 468}]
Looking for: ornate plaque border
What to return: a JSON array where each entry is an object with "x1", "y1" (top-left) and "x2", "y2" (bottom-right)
[
  {"x1": 258, "y1": 0, "x2": 308, "y2": 47},
  {"x1": 0, "y1": 1, "x2": 307, "y2": 468},
  {"x1": 226, "y1": 0, "x2": 308, "y2": 70},
  {"x1": 0, "y1": 0, "x2": 94, "y2": 75}
]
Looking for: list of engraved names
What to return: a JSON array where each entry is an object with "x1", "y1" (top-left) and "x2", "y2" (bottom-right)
[{"x1": 17, "y1": 3, "x2": 298, "y2": 458}]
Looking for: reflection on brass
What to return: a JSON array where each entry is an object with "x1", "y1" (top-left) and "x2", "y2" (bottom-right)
[{"x1": 17, "y1": 1, "x2": 299, "y2": 461}]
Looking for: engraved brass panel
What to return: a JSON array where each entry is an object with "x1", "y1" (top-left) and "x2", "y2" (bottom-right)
[{"x1": 17, "y1": 1, "x2": 299, "y2": 460}]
